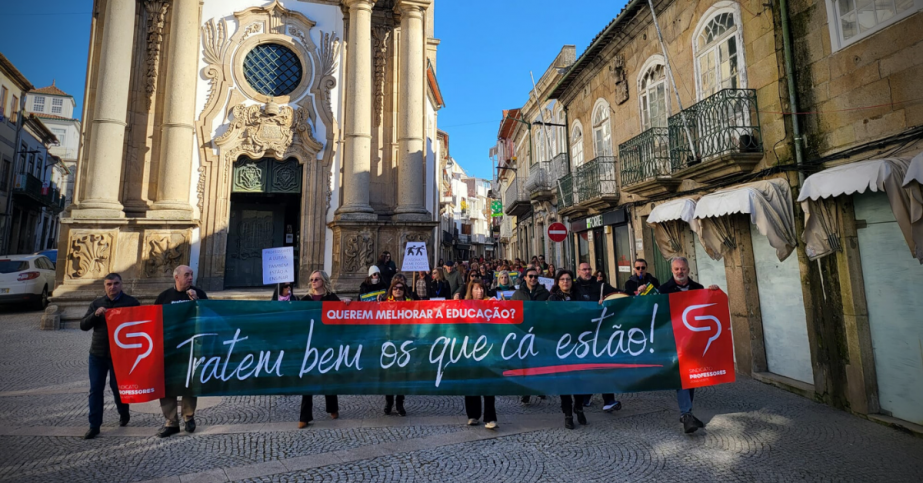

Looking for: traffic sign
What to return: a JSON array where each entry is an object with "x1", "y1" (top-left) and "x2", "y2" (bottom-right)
[{"x1": 547, "y1": 222, "x2": 568, "y2": 243}]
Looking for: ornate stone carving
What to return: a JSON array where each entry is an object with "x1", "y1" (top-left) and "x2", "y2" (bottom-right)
[
  {"x1": 144, "y1": 1, "x2": 170, "y2": 107},
  {"x1": 613, "y1": 54, "x2": 629, "y2": 105},
  {"x1": 372, "y1": 26, "x2": 392, "y2": 126},
  {"x1": 144, "y1": 232, "x2": 188, "y2": 278},
  {"x1": 196, "y1": 166, "x2": 206, "y2": 214},
  {"x1": 68, "y1": 233, "x2": 112, "y2": 279},
  {"x1": 241, "y1": 22, "x2": 262, "y2": 41},
  {"x1": 317, "y1": 30, "x2": 340, "y2": 116},
  {"x1": 201, "y1": 17, "x2": 229, "y2": 109},
  {"x1": 215, "y1": 101, "x2": 324, "y2": 162},
  {"x1": 343, "y1": 231, "x2": 375, "y2": 273}
]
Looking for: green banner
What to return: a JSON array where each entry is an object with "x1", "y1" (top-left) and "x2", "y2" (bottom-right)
[
  {"x1": 106, "y1": 292, "x2": 735, "y2": 401},
  {"x1": 491, "y1": 200, "x2": 503, "y2": 217}
]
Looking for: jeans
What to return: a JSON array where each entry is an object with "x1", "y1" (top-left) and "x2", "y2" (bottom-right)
[
  {"x1": 300, "y1": 395, "x2": 339, "y2": 422},
  {"x1": 385, "y1": 395, "x2": 405, "y2": 406},
  {"x1": 464, "y1": 396, "x2": 497, "y2": 422},
  {"x1": 560, "y1": 394, "x2": 585, "y2": 417},
  {"x1": 677, "y1": 388, "x2": 695, "y2": 415},
  {"x1": 88, "y1": 354, "x2": 129, "y2": 429}
]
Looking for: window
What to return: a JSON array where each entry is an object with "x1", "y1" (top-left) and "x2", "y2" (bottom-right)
[
  {"x1": 556, "y1": 110, "x2": 566, "y2": 156},
  {"x1": 694, "y1": 5, "x2": 746, "y2": 99},
  {"x1": 0, "y1": 86, "x2": 7, "y2": 119},
  {"x1": 26, "y1": 153, "x2": 34, "y2": 175},
  {"x1": 33, "y1": 96, "x2": 45, "y2": 112},
  {"x1": 828, "y1": 0, "x2": 921, "y2": 49},
  {"x1": 243, "y1": 44, "x2": 303, "y2": 97},
  {"x1": 592, "y1": 101, "x2": 612, "y2": 157},
  {"x1": 639, "y1": 59, "x2": 669, "y2": 130},
  {"x1": 0, "y1": 158, "x2": 9, "y2": 191},
  {"x1": 534, "y1": 128, "x2": 548, "y2": 163},
  {"x1": 10, "y1": 95, "x2": 18, "y2": 122},
  {"x1": 51, "y1": 98, "x2": 63, "y2": 114},
  {"x1": 51, "y1": 128, "x2": 67, "y2": 147},
  {"x1": 571, "y1": 123, "x2": 584, "y2": 167},
  {"x1": 34, "y1": 155, "x2": 44, "y2": 176}
]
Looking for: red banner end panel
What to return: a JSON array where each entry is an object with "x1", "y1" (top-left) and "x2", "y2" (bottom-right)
[
  {"x1": 106, "y1": 305, "x2": 166, "y2": 403},
  {"x1": 669, "y1": 290, "x2": 736, "y2": 389}
]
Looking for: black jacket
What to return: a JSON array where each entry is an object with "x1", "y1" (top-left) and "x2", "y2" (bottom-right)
[
  {"x1": 303, "y1": 292, "x2": 341, "y2": 301},
  {"x1": 427, "y1": 279, "x2": 451, "y2": 299},
  {"x1": 154, "y1": 286, "x2": 208, "y2": 305},
  {"x1": 548, "y1": 290, "x2": 576, "y2": 302},
  {"x1": 573, "y1": 277, "x2": 619, "y2": 302},
  {"x1": 359, "y1": 281, "x2": 386, "y2": 299},
  {"x1": 511, "y1": 283, "x2": 550, "y2": 301},
  {"x1": 625, "y1": 273, "x2": 661, "y2": 295},
  {"x1": 658, "y1": 278, "x2": 704, "y2": 294},
  {"x1": 376, "y1": 260, "x2": 398, "y2": 286},
  {"x1": 80, "y1": 293, "x2": 141, "y2": 358}
]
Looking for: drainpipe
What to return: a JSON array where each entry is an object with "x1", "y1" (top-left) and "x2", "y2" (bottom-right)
[
  {"x1": 779, "y1": 0, "x2": 805, "y2": 181},
  {"x1": 563, "y1": 105, "x2": 572, "y2": 173}
]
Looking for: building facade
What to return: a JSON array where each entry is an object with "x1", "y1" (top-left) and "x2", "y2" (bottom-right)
[
  {"x1": 495, "y1": 0, "x2": 923, "y2": 429},
  {"x1": 25, "y1": 82, "x2": 81, "y2": 206},
  {"x1": 55, "y1": 0, "x2": 442, "y2": 318}
]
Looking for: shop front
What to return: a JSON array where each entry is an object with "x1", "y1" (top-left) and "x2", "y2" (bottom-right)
[{"x1": 569, "y1": 207, "x2": 632, "y2": 288}]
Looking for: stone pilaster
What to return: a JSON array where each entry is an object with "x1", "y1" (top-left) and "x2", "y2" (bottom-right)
[
  {"x1": 72, "y1": 0, "x2": 136, "y2": 219},
  {"x1": 148, "y1": 0, "x2": 199, "y2": 220},
  {"x1": 393, "y1": 0, "x2": 430, "y2": 221},
  {"x1": 336, "y1": 0, "x2": 377, "y2": 221}
]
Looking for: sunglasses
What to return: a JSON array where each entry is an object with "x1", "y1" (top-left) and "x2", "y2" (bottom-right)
[
  {"x1": 559, "y1": 278, "x2": 572, "y2": 282},
  {"x1": 393, "y1": 286, "x2": 405, "y2": 291},
  {"x1": 310, "y1": 278, "x2": 322, "y2": 282},
  {"x1": 635, "y1": 266, "x2": 647, "y2": 270},
  {"x1": 526, "y1": 275, "x2": 537, "y2": 279}
]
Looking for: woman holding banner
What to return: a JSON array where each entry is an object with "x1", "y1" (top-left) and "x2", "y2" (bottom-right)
[
  {"x1": 548, "y1": 269, "x2": 588, "y2": 430},
  {"x1": 491, "y1": 270, "x2": 515, "y2": 300},
  {"x1": 358, "y1": 266, "x2": 387, "y2": 302},
  {"x1": 382, "y1": 279, "x2": 411, "y2": 416},
  {"x1": 463, "y1": 280, "x2": 498, "y2": 429},
  {"x1": 427, "y1": 268, "x2": 450, "y2": 300},
  {"x1": 298, "y1": 271, "x2": 340, "y2": 428}
]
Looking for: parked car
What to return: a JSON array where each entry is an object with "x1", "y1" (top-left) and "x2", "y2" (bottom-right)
[
  {"x1": 35, "y1": 249, "x2": 57, "y2": 265},
  {"x1": 0, "y1": 254, "x2": 57, "y2": 309}
]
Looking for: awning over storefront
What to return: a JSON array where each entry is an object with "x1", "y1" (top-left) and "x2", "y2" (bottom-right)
[
  {"x1": 694, "y1": 179, "x2": 797, "y2": 262},
  {"x1": 798, "y1": 157, "x2": 920, "y2": 262},
  {"x1": 646, "y1": 198, "x2": 700, "y2": 259}
]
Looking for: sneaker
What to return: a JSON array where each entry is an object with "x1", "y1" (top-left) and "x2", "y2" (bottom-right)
[
  {"x1": 576, "y1": 411, "x2": 587, "y2": 425},
  {"x1": 83, "y1": 427, "x2": 100, "y2": 440},
  {"x1": 681, "y1": 413, "x2": 704, "y2": 434},
  {"x1": 157, "y1": 425, "x2": 180, "y2": 438},
  {"x1": 485, "y1": 421, "x2": 497, "y2": 430},
  {"x1": 564, "y1": 416, "x2": 574, "y2": 430},
  {"x1": 603, "y1": 401, "x2": 622, "y2": 412},
  {"x1": 467, "y1": 418, "x2": 479, "y2": 426},
  {"x1": 184, "y1": 417, "x2": 196, "y2": 433}
]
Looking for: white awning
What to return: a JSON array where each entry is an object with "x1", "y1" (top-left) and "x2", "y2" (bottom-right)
[
  {"x1": 647, "y1": 198, "x2": 698, "y2": 225},
  {"x1": 646, "y1": 198, "x2": 700, "y2": 260},
  {"x1": 904, "y1": 151, "x2": 923, "y2": 187},
  {"x1": 902, "y1": 153, "x2": 923, "y2": 262},
  {"x1": 694, "y1": 179, "x2": 798, "y2": 261},
  {"x1": 798, "y1": 157, "x2": 920, "y2": 262}
]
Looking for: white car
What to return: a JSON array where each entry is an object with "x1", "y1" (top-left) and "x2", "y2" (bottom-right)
[{"x1": 0, "y1": 254, "x2": 57, "y2": 309}]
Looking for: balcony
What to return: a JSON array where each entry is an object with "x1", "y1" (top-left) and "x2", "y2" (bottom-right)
[
  {"x1": 574, "y1": 156, "x2": 619, "y2": 211},
  {"x1": 619, "y1": 127, "x2": 682, "y2": 197},
  {"x1": 503, "y1": 176, "x2": 530, "y2": 217},
  {"x1": 499, "y1": 218, "x2": 512, "y2": 242},
  {"x1": 12, "y1": 173, "x2": 56, "y2": 208},
  {"x1": 457, "y1": 234, "x2": 470, "y2": 244},
  {"x1": 669, "y1": 88, "x2": 763, "y2": 183},
  {"x1": 524, "y1": 154, "x2": 567, "y2": 201},
  {"x1": 556, "y1": 172, "x2": 576, "y2": 212}
]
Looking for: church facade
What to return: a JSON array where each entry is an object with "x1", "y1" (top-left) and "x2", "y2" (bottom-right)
[{"x1": 54, "y1": 0, "x2": 442, "y2": 316}]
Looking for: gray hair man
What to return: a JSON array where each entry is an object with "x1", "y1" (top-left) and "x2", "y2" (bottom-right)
[
  {"x1": 657, "y1": 256, "x2": 720, "y2": 433},
  {"x1": 154, "y1": 265, "x2": 208, "y2": 437}
]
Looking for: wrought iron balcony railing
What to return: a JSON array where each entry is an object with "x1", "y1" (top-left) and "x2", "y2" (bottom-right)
[
  {"x1": 502, "y1": 175, "x2": 529, "y2": 216},
  {"x1": 12, "y1": 173, "x2": 55, "y2": 207},
  {"x1": 556, "y1": 172, "x2": 575, "y2": 208},
  {"x1": 618, "y1": 127, "x2": 672, "y2": 186},
  {"x1": 524, "y1": 160, "x2": 555, "y2": 194},
  {"x1": 575, "y1": 156, "x2": 618, "y2": 202},
  {"x1": 669, "y1": 88, "x2": 762, "y2": 171}
]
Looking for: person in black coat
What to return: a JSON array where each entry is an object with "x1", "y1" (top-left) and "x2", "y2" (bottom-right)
[
  {"x1": 624, "y1": 258, "x2": 661, "y2": 295},
  {"x1": 573, "y1": 262, "x2": 620, "y2": 302},
  {"x1": 79, "y1": 273, "x2": 140, "y2": 439},
  {"x1": 358, "y1": 266, "x2": 386, "y2": 301},
  {"x1": 510, "y1": 267, "x2": 551, "y2": 301},
  {"x1": 299, "y1": 271, "x2": 341, "y2": 428},
  {"x1": 548, "y1": 270, "x2": 589, "y2": 429},
  {"x1": 427, "y1": 268, "x2": 451, "y2": 299},
  {"x1": 375, "y1": 251, "x2": 397, "y2": 287}
]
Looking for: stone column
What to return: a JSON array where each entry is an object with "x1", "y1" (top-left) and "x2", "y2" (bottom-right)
[
  {"x1": 72, "y1": 0, "x2": 136, "y2": 219},
  {"x1": 148, "y1": 0, "x2": 198, "y2": 220},
  {"x1": 393, "y1": 0, "x2": 430, "y2": 221},
  {"x1": 336, "y1": 0, "x2": 377, "y2": 221}
]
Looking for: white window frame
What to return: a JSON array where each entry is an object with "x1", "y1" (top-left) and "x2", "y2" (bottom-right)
[
  {"x1": 555, "y1": 108, "x2": 566, "y2": 157},
  {"x1": 570, "y1": 121, "x2": 585, "y2": 168},
  {"x1": 692, "y1": 1, "x2": 748, "y2": 101},
  {"x1": 591, "y1": 98, "x2": 613, "y2": 158},
  {"x1": 51, "y1": 97, "x2": 63, "y2": 114},
  {"x1": 32, "y1": 96, "x2": 45, "y2": 112},
  {"x1": 825, "y1": 0, "x2": 922, "y2": 51},
  {"x1": 638, "y1": 55, "x2": 671, "y2": 131}
]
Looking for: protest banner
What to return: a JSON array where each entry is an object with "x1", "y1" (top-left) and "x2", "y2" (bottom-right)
[
  {"x1": 537, "y1": 276, "x2": 554, "y2": 292},
  {"x1": 401, "y1": 242, "x2": 430, "y2": 272},
  {"x1": 105, "y1": 290, "x2": 735, "y2": 402},
  {"x1": 262, "y1": 247, "x2": 294, "y2": 285}
]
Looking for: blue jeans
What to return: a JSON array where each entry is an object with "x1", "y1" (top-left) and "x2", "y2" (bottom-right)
[
  {"x1": 677, "y1": 388, "x2": 695, "y2": 415},
  {"x1": 88, "y1": 353, "x2": 129, "y2": 429}
]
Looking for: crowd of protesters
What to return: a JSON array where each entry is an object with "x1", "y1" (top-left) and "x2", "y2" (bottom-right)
[{"x1": 80, "y1": 252, "x2": 719, "y2": 439}]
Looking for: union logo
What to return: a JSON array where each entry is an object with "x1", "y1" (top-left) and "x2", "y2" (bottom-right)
[{"x1": 113, "y1": 320, "x2": 154, "y2": 374}]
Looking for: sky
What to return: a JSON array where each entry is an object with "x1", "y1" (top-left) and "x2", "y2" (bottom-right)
[{"x1": 0, "y1": 0, "x2": 629, "y2": 181}]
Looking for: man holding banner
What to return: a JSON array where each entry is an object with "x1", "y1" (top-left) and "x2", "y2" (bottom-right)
[{"x1": 154, "y1": 265, "x2": 208, "y2": 438}]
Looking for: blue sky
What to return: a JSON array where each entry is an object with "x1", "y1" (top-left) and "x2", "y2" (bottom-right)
[{"x1": 0, "y1": 0, "x2": 628, "y2": 180}]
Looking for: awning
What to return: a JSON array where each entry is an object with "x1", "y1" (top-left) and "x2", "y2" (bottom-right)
[
  {"x1": 646, "y1": 198, "x2": 700, "y2": 259},
  {"x1": 694, "y1": 179, "x2": 797, "y2": 261},
  {"x1": 798, "y1": 157, "x2": 919, "y2": 262},
  {"x1": 902, "y1": 153, "x2": 923, "y2": 261}
]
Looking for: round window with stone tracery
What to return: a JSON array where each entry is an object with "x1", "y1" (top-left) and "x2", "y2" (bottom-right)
[{"x1": 242, "y1": 43, "x2": 303, "y2": 97}]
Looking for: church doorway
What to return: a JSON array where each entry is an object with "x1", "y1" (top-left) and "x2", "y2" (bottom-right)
[{"x1": 224, "y1": 157, "x2": 302, "y2": 288}]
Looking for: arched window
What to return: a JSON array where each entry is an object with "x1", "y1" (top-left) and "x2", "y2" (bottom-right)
[
  {"x1": 694, "y1": 4, "x2": 746, "y2": 99},
  {"x1": 571, "y1": 122, "x2": 584, "y2": 167},
  {"x1": 534, "y1": 128, "x2": 547, "y2": 163},
  {"x1": 592, "y1": 101, "x2": 612, "y2": 157},
  {"x1": 639, "y1": 57, "x2": 669, "y2": 130}
]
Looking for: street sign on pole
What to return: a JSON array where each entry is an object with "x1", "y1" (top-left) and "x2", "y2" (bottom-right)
[{"x1": 547, "y1": 222, "x2": 568, "y2": 243}]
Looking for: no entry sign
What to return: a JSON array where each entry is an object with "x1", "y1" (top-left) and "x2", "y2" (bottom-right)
[{"x1": 547, "y1": 222, "x2": 568, "y2": 243}]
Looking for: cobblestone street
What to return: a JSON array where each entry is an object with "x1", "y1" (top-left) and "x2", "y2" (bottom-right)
[{"x1": 0, "y1": 307, "x2": 921, "y2": 483}]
